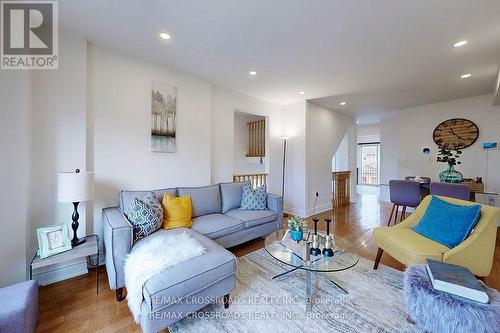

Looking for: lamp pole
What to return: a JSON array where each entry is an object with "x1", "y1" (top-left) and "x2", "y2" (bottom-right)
[
  {"x1": 281, "y1": 138, "x2": 287, "y2": 198},
  {"x1": 280, "y1": 137, "x2": 289, "y2": 217}
]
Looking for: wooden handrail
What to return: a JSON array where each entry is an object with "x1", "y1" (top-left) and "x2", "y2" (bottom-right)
[
  {"x1": 233, "y1": 173, "x2": 268, "y2": 188},
  {"x1": 246, "y1": 120, "x2": 265, "y2": 157},
  {"x1": 332, "y1": 171, "x2": 351, "y2": 207}
]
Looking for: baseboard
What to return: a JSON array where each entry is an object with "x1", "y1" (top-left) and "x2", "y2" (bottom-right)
[
  {"x1": 284, "y1": 206, "x2": 306, "y2": 218},
  {"x1": 32, "y1": 257, "x2": 88, "y2": 286},
  {"x1": 285, "y1": 202, "x2": 333, "y2": 218},
  {"x1": 306, "y1": 202, "x2": 332, "y2": 217}
]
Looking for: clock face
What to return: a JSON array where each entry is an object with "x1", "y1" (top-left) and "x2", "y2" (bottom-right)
[{"x1": 433, "y1": 118, "x2": 479, "y2": 149}]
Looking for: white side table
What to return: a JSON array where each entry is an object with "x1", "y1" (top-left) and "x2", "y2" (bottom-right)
[{"x1": 30, "y1": 234, "x2": 100, "y2": 293}]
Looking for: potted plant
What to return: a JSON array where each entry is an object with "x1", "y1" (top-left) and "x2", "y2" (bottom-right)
[
  {"x1": 288, "y1": 216, "x2": 307, "y2": 241},
  {"x1": 437, "y1": 147, "x2": 463, "y2": 183}
]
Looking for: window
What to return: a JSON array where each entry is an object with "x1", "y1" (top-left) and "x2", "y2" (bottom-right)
[{"x1": 359, "y1": 143, "x2": 380, "y2": 185}]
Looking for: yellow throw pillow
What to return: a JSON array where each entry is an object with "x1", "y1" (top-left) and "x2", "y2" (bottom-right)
[{"x1": 162, "y1": 194, "x2": 193, "y2": 229}]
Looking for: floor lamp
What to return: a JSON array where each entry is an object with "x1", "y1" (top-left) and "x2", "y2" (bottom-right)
[{"x1": 280, "y1": 136, "x2": 289, "y2": 217}]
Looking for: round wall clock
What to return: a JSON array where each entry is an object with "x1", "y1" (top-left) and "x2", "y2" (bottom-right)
[{"x1": 432, "y1": 118, "x2": 479, "y2": 149}]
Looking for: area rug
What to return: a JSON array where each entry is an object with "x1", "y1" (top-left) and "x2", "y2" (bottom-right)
[{"x1": 170, "y1": 248, "x2": 420, "y2": 332}]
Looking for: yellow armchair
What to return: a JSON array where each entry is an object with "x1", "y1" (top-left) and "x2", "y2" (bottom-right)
[{"x1": 373, "y1": 195, "x2": 500, "y2": 276}]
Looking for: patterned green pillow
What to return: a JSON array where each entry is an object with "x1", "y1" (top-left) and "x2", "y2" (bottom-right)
[
  {"x1": 128, "y1": 192, "x2": 163, "y2": 242},
  {"x1": 240, "y1": 184, "x2": 267, "y2": 210}
]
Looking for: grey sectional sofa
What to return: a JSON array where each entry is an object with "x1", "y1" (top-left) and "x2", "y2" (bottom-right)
[{"x1": 103, "y1": 182, "x2": 283, "y2": 332}]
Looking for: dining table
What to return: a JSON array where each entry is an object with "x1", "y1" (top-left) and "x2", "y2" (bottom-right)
[{"x1": 379, "y1": 180, "x2": 498, "y2": 203}]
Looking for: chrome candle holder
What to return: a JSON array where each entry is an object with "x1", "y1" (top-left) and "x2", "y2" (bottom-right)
[
  {"x1": 309, "y1": 217, "x2": 321, "y2": 256},
  {"x1": 322, "y1": 217, "x2": 334, "y2": 257}
]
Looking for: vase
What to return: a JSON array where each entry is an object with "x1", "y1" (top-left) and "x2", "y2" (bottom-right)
[
  {"x1": 439, "y1": 164, "x2": 463, "y2": 183},
  {"x1": 290, "y1": 230, "x2": 303, "y2": 242}
]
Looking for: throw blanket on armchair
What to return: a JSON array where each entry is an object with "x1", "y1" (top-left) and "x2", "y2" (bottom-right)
[{"x1": 124, "y1": 232, "x2": 206, "y2": 322}]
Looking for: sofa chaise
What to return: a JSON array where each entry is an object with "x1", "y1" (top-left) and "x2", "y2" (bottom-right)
[{"x1": 103, "y1": 182, "x2": 283, "y2": 332}]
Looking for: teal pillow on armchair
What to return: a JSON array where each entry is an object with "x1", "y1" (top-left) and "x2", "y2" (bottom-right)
[{"x1": 411, "y1": 196, "x2": 481, "y2": 248}]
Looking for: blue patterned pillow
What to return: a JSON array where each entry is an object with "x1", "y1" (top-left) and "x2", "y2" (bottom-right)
[
  {"x1": 128, "y1": 192, "x2": 163, "y2": 243},
  {"x1": 240, "y1": 184, "x2": 267, "y2": 210}
]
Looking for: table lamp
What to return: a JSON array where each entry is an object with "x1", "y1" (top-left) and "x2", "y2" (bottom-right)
[{"x1": 57, "y1": 169, "x2": 94, "y2": 246}]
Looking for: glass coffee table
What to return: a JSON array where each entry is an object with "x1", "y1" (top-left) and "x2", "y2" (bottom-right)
[{"x1": 264, "y1": 229, "x2": 359, "y2": 311}]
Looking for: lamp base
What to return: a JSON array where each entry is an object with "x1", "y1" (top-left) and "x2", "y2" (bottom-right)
[
  {"x1": 71, "y1": 201, "x2": 86, "y2": 247},
  {"x1": 322, "y1": 248, "x2": 334, "y2": 257},
  {"x1": 310, "y1": 247, "x2": 321, "y2": 256},
  {"x1": 72, "y1": 238, "x2": 86, "y2": 247}
]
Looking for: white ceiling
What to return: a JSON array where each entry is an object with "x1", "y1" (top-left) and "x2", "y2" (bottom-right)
[{"x1": 60, "y1": 0, "x2": 500, "y2": 122}]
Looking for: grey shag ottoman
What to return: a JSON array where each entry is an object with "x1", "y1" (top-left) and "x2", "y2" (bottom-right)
[
  {"x1": 0, "y1": 280, "x2": 38, "y2": 333},
  {"x1": 403, "y1": 265, "x2": 500, "y2": 333}
]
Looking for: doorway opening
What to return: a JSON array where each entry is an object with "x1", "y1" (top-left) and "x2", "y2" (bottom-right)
[
  {"x1": 233, "y1": 111, "x2": 269, "y2": 188},
  {"x1": 358, "y1": 142, "x2": 380, "y2": 185}
]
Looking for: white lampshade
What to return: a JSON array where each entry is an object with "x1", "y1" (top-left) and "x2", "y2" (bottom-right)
[{"x1": 57, "y1": 171, "x2": 95, "y2": 203}]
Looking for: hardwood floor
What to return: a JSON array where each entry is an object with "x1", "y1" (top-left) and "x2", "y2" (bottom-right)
[{"x1": 37, "y1": 194, "x2": 500, "y2": 332}]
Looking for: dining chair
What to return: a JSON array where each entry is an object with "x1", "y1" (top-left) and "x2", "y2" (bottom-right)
[
  {"x1": 387, "y1": 180, "x2": 421, "y2": 226},
  {"x1": 405, "y1": 176, "x2": 431, "y2": 200},
  {"x1": 430, "y1": 182, "x2": 470, "y2": 201}
]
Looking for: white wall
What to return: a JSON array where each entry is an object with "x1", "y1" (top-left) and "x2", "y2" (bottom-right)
[
  {"x1": 398, "y1": 95, "x2": 500, "y2": 191},
  {"x1": 347, "y1": 125, "x2": 359, "y2": 203},
  {"x1": 380, "y1": 94, "x2": 500, "y2": 203},
  {"x1": 29, "y1": 34, "x2": 89, "y2": 284},
  {"x1": 211, "y1": 85, "x2": 283, "y2": 194},
  {"x1": 233, "y1": 112, "x2": 266, "y2": 174},
  {"x1": 379, "y1": 116, "x2": 398, "y2": 201},
  {"x1": 279, "y1": 101, "x2": 356, "y2": 217},
  {"x1": 333, "y1": 134, "x2": 349, "y2": 172},
  {"x1": 0, "y1": 34, "x2": 88, "y2": 285},
  {"x1": 0, "y1": 72, "x2": 30, "y2": 286},
  {"x1": 88, "y1": 44, "x2": 213, "y2": 237},
  {"x1": 280, "y1": 101, "x2": 307, "y2": 215},
  {"x1": 357, "y1": 124, "x2": 380, "y2": 143},
  {"x1": 306, "y1": 102, "x2": 355, "y2": 216},
  {"x1": 29, "y1": 34, "x2": 88, "y2": 261}
]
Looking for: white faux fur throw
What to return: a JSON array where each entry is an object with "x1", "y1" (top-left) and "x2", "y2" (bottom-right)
[{"x1": 124, "y1": 232, "x2": 206, "y2": 322}]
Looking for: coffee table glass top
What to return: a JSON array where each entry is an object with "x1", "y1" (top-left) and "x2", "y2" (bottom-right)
[{"x1": 264, "y1": 229, "x2": 359, "y2": 272}]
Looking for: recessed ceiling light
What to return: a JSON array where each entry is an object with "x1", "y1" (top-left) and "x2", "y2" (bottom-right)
[
  {"x1": 298, "y1": 91, "x2": 305, "y2": 95},
  {"x1": 159, "y1": 32, "x2": 171, "y2": 40},
  {"x1": 453, "y1": 40, "x2": 468, "y2": 48},
  {"x1": 339, "y1": 102, "x2": 347, "y2": 106},
  {"x1": 356, "y1": 120, "x2": 360, "y2": 124},
  {"x1": 249, "y1": 70, "x2": 257, "y2": 76},
  {"x1": 460, "y1": 73, "x2": 472, "y2": 79}
]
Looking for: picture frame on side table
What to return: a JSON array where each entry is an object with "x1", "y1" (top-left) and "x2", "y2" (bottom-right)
[{"x1": 36, "y1": 223, "x2": 72, "y2": 259}]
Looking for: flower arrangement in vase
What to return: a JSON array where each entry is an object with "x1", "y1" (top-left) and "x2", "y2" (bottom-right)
[
  {"x1": 437, "y1": 146, "x2": 463, "y2": 183},
  {"x1": 288, "y1": 216, "x2": 307, "y2": 242}
]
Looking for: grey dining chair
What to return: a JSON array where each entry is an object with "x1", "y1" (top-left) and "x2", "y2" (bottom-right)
[
  {"x1": 405, "y1": 176, "x2": 431, "y2": 200},
  {"x1": 388, "y1": 180, "x2": 421, "y2": 226},
  {"x1": 430, "y1": 182, "x2": 470, "y2": 201}
]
